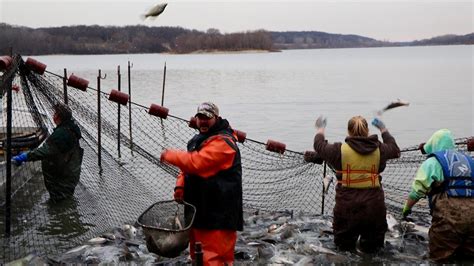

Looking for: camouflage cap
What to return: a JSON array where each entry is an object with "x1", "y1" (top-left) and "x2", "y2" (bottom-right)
[{"x1": 195, "y1": 102, "x2": 219, "y2": 118}]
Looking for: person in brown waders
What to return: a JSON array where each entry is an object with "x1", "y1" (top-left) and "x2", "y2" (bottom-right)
[
  {"x1": 161, "y1": 102, "x2": 243, "y2": 265},
  {"x1": 312, "y1": 115, "x2": 400, "y2": 252},
  {"x1": 402, "y1": 129, "x2": 474, "y2": 262}
]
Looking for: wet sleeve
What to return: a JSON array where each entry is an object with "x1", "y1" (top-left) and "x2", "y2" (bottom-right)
[
  {"x1": 175, "y1": 172, "x2": 185, "y2": 188},
  {"x1": 162, "y1": 137, "x2": 236, "y2": 178},
  {"x1": 26, "y1": 139, "x2": 61, "y2": 162},
  {"x1": 408, "y1": 158, "x2": 445, "y2": 201},
  {"x1": 313, "y1": 133, "x2": 341, "y2": 168},
  {"x1": 380, "y1": 131, "x2": 401, "y2": 159}
]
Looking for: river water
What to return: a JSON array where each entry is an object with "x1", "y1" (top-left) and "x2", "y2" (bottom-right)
[{"x1": 34, "y1": 45, "x2": 473, "y2": 152}]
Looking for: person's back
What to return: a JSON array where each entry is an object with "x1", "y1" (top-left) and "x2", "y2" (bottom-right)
[
  {"x1": 403, "y1": 129, "x2": 474, "y2": 262},
  {"x1": 313, "y1": 115, "x2": 400, "y2": 252}
]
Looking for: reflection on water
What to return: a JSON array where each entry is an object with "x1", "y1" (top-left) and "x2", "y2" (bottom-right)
[{"x1": 39, "y1": 197, "x2": 89, "y2": 240}]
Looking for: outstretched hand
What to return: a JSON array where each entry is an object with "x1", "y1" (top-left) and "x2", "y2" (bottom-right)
[
  {"x1": 371, "y1": 118, "x2": 386, "y2": 132},
  {"x1": 12, "y1": 152, "x2": 28, "y2": 166},
  {"x1": 315, "y1": 116, "x2": 327, "y2": 130}
]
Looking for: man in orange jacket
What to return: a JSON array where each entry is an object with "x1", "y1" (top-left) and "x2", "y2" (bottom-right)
[{"x1": 161, "y1": 102, "x2": 243, "y2": 265}]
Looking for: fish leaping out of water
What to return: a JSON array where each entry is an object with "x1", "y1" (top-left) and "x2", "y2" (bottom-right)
[
  {"x1": 141, "y1": 3, "x2": 168, "y2": 20},
  {"x1": 377, "y1": 99, "x2": 410, "y2": 115}
]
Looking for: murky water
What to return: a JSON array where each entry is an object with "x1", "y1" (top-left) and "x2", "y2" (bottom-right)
[{"x1": 34, "y1": 45, "x2": 473, "y2": 151}]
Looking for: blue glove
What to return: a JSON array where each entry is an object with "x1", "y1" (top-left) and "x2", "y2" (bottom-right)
[
  {"x1": 12, "y1": 152, "x2": 28, "y2": 166},
  {"x1": 315, "y1": 116, "x2": 327, "y2": 129},
  {"x1": 371, "y1": 118, "x2": 386, "y2": 130}
]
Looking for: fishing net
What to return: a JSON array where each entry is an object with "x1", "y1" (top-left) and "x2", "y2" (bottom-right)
[
  {"x1": 137, "y1": 200, "x2": 195, "y2": 258},
  {"x1": 0, "y1": 55, "x2": 472, "y2": 262}
]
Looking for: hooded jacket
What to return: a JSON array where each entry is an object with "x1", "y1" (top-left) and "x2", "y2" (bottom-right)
[
  {"x1": 313, "y1": 132, "x2": 400, "y2": 181},
  {"x1": 407, "y1": 129, "x2": 472, "y2": 201}
]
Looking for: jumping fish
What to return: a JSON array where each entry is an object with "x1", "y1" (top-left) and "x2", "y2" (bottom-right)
[
  {"x1": 377, "y1": 99, "x2": 410, "y2": 115},
  {"x1": 141, "y1": 3, "x2": 168, "y2": 20}
]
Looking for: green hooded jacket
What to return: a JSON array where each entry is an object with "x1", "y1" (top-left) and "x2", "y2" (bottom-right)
[
  {"x1": 27, "y1": 119, "x2": 83, "y2": 200},
  {"x1": 408, "y1": 129, "x2": 455, "y2": 201}
]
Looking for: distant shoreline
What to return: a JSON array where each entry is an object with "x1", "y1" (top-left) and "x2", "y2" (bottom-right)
[{"x1": 2, "y1": 23, "x2": 472, "y2": 57}]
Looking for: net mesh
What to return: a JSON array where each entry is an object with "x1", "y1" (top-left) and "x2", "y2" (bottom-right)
[{"x1": 0, "y1": 56, "x2": 471, "y2": 262}]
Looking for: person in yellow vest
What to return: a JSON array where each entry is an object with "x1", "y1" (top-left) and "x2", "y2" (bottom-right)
[{"x1": 312, "y1": 115, "x2": 400, "y2": 252}]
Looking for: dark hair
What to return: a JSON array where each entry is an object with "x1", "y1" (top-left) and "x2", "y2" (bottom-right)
[{"x1": 53, "y1": 103, "x2": 72, "y2": 122}]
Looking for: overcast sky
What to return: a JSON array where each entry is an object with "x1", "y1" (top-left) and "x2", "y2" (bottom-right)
[{"x1": 1, "y1": 0, "x2": 472, "y2": 42}]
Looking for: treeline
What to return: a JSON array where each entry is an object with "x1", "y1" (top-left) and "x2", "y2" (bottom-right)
[
  {"x1": 409, "y1": 33, "x2": 474, "y2": 46},
  {"x1": 175, "y1": 29, "x2": 273, "y2": 53},
  {"x1": 271, "y1": 31, "x2": 388, "y2": 49},
  {"x1": 1, "y1": 23, "x2": 472, "y2": 55},
  {"x1": 0, "y1": 23, "x2": 273, "y2": 55}
]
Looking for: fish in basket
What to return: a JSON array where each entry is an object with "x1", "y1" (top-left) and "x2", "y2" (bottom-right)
[{"x1": 137, "y1": 200, "x2": 196, "y2": 258}]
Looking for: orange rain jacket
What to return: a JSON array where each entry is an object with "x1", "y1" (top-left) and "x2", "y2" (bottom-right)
[{"x1": 161, "y1": 118, "x2": 243, "y2": 265}]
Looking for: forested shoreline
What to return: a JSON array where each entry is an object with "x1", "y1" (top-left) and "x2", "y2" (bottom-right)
[{"x1": 1, "y1": 23, "x2": 472, "y2": 55}]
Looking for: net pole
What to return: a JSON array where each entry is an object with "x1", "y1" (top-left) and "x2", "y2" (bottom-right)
[
  {"x1": 63, "y1": 68, "x2": 68, "y2": 105},
  {"x1": 161, "y1": 62, "x2": 166, "y2": 106},
  {"x1": 117, "y1": 65, "x2": 121, "y2": 158},
  {"x1": 97, "y1": 69, "x2": 104, "y2": 173},
  {"x1": 321, "y1": 161, "x2": 327, "y2": 215},
  {"x1": 4, "y1": 64, "x2": 13, "y2": 237},
  {"x1": 128, "y1": 61, "x2": 133, "y2": 155}
]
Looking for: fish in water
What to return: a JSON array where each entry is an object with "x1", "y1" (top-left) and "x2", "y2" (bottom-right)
[
  {"x1": 377, "y1": 99, "x2": 410, "y2": 115},
  {"x1": 122, "y1": 224, "x2": 137, "y2": 239},
  {"x1": 141, "y1": 3, "x2": 168, "y2": 20}
]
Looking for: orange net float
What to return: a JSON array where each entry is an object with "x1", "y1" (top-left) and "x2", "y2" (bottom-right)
[
  {"x1": 25, "y1": 57, "x2": 47, "y2": 75},
  {"x1": 0, "y1": 56, "x2": 12, "y2": 71},
  {"x1": 234, "y1": 129, "x2": 247, "y2": 143},
  {"x1": 148, "y1": 103, "x2": 169, "y2": 119},
  {"x1": 467, "y1": 138, "x2": 474, "y2": 152},
  {"x1": 188, "y1": 117, "x2": 198, "y2": 129},
  {"x1": 108, "y1": 89, "x2": 129, "y2": 106},
  {"x1": 67, "y1": 74, "x2": 89, "y2": 91},
  {"x1": 266, "y1": 139, "x2": 286, "y2": 154}
]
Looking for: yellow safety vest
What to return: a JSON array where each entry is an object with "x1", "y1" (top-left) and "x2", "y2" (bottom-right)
[{"x1": 337, "y1": 143, "x2": 381, "y2": 188}]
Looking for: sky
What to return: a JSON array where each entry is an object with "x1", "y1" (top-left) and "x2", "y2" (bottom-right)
[{"x1": 0, "y1": 0, "x2": 472, "y2": 42}]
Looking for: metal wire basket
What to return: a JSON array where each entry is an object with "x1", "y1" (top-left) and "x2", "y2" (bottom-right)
[{"x1": 137, "y1": 200, "x2": 196, "y2": 258}]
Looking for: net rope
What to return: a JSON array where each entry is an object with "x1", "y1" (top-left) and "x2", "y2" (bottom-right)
[{"x1": 0, "y1": 56, "x2": 471, "y2": 262}]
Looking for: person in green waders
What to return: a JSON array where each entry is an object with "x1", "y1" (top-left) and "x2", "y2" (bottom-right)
[
  {"x1": 12, "y1": 103, "x2": 84, "y2": 202},
  {"x1": 402, "y1": 129, "x2": 474, "y2": 262}
]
